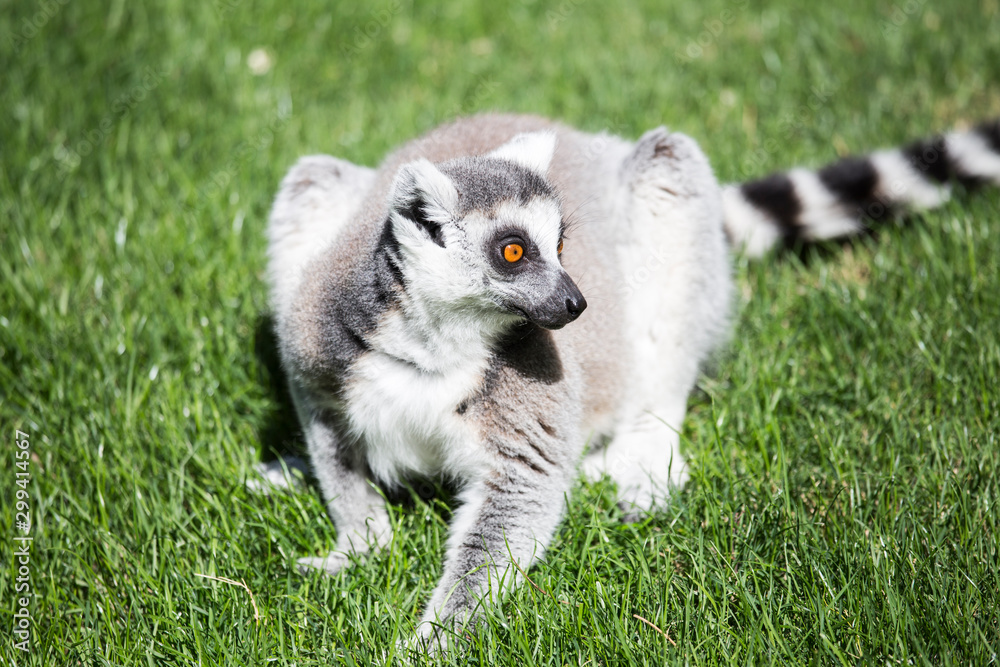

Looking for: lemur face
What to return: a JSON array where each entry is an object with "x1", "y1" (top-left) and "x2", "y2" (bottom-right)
[
  {"x1": 386, "y1": 132, "x2": 587, "y2": 330},
  {"x1": 461, "y1": 196, "x2": 585, "y2": 329}
]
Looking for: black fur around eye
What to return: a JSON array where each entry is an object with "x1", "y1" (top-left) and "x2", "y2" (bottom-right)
[{"x1": 489, "y1": 232, "x2": 535, "y2": 273}]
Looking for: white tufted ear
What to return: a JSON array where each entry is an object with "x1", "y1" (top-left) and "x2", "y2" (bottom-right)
[
  {"x1": 388, "y1": 159, "x2": 459, "y2": 246},
  {"x1": 487, "y1": 131, "x2": 557, "y2": 175},
  {"x1": 389, "y1": 159, "x2": 459, "y2": 222}
]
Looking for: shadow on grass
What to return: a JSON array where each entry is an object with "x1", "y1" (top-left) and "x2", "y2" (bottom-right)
[{"x1": 253, "y1": 314, "x2": 304, "y2": 462}]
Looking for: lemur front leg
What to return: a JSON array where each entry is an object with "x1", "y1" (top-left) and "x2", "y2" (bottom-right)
[
  {"x1": 293, "y1": 384, "x2": 392, "y2": 575},
  {"x1": 413, "y1": 411, "x2": 578, "y2": 649}
]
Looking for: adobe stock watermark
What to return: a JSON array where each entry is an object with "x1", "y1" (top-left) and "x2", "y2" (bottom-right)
[
  {"x1": 880, "y1": 0, "x2": 931, "y2": 37},
  {"x1": 579, "y1": 115, "x2": 629, "y2": 164},
  {"x1": 580, "y1": 243, "x2": 672, "y2": 332},
  {"x1": 737, "y1": 81, "x2": 838, "y2": 179},
  {"x1": 11, "y1": 429, "x2": 34, "y2": 653},
  {"x1": 55, "y1": 66, "x2": 167, "y2": 174},
  {"x1": 214, "y1": 0, "x2": 242, "y2": 17},
  {"x1": 7, "y1": 0, "x2": 70, "y2": 54},
  {"x1": 856, "y1": 135, "x2": 947, "y2": 220},
  {"x1": 675, "y1": 0, "x2": 750, "y2": 62},
  {"x1": 440, "y1": 75, "x2": 501, "y2": 124},
  {"x1": 546, "y1": 0, "x2": 587, "y2": 30},
  {"x1": 618, "y1": 243, "x2": 674, "y2": 301},
  {"x1": 340, "y1": 0, "x2": 408, "y2": 63},
  {"x1": 202, "y1": 101, "x2": 293, "y2": 199},
  {"x1": 390, "y1": 75, "x2": 501, "y2": 160}
]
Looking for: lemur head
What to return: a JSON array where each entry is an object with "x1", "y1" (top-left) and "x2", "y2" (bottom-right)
[{"x1": 386, "y1": 131, "x2": 586, "y2": 331}]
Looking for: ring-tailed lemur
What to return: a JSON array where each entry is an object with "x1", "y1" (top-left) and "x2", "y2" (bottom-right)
[{"x1": 263, "y1": 113, "x2": 1000, "y2": 649}]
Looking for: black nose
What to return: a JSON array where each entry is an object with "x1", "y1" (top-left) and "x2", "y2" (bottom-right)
[
  {"x1": 524, "y1": 271, "x2": 588, "y2": 330},
  {"x1": 565, "y1": 294, "x2": 587, "y2": 320}
]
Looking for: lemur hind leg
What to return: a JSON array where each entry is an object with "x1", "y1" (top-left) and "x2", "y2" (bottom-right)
[
  {"x1": 293, "y1": 384, "x2": 392, "y2": 575},
  {"x1": 266, "y1": 155, "x2": 388, "y2": 573},
  {"x1": 267, "y1": 154, "x2": 376, "y2": 323},
  {"x1": 583, "y1": 128, "x2": 732, "y2": 520}
]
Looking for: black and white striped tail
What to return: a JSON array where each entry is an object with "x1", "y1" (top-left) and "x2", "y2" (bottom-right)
[{"x1": 723, "y1": 119, "x2": 1000, "y2": 257}]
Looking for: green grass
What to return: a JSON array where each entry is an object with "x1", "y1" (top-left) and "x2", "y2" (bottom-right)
[{"x1": 2, "y1": 0, "x2": 1000, "y2": 664}]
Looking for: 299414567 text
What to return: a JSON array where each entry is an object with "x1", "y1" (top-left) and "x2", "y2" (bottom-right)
[{"x1": 12, "y1": 430, "x2": 33, "y2": 653}]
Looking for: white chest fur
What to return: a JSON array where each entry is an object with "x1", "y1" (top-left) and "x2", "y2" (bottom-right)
[{"x1": 342, "y1": 312, "x2": 494, "y2": 485}]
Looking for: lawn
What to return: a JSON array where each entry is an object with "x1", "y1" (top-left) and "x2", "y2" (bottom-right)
[{"x1": 2, "y1": 0, "x2": 999, "y2": 664}]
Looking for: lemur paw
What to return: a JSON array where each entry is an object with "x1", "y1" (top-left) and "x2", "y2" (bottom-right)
[
  {"x1": 615, "y1": 471, "x2": 689, "y2": 523},
  {"x1": 245, "y1": 457, "x2": 309, "y2": 495},
  {"x1": 583, "y1": 436, "x2": 689, "y2": 523},
  {"x1": 396, "y1": 621, "x2": 456, "y2": 658},
  {"x1": 297, "y1": 552, "x2": 351, "y2": 576}
]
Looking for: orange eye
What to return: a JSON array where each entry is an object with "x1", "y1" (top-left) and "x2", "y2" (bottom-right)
[
  {"x1": 503, "y1": 243, "x2": 523, "y2": 263},
  {"x1": 557, "y1": 239, "x2": 564, "y2": 254}
]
